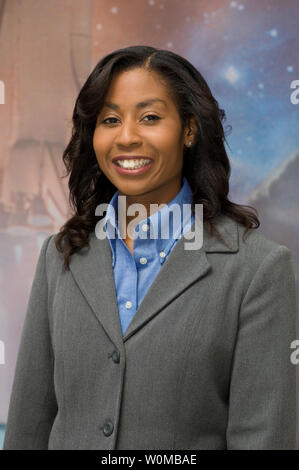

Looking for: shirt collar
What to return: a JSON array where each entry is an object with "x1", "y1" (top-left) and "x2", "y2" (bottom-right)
[{"x1": 103, "y1": 176, "x2": 194, "y2": 267}]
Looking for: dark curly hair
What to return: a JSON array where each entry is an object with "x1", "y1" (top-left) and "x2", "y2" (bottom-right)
[{"x1": 55, "y1": 45, "x2": 259, "y2": 270}]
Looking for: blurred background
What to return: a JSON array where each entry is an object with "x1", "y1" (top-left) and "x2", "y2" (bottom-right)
[{"x1": 0, "y1": 0, "x2": 298, "y2": 450}]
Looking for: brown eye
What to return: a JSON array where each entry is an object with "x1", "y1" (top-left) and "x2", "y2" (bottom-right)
[
  {"x1": 143, "y1": 114, "x2": 160, "y2": 122},
  {"x1": 102, "y1": 117, "x2": 118, "y2": 124},
  {"x1": 101, "y1": 115, "x2": 161, "y2": 125}
]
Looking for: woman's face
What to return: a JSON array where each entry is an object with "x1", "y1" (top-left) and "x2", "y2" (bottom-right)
[{"x1": 93, "y1": 67, "x2": 195, "y2": 205}]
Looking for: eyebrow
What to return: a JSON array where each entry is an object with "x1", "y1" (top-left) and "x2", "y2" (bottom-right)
[{"x1": 103, "y1": 98, "x2": 167, "y2": 110}]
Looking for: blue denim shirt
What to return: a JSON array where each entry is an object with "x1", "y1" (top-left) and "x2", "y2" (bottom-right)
[{"x1": 103, "y1": 176, "x2": 195, "y2": 335}]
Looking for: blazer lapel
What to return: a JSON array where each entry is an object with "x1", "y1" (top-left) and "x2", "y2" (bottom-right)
[
  {"x1": 123, "y1": 214, "x2": 239, "y2": 341},
  {"x1": 69, "y1": 214, "x2": 239, "y2": 347},
  {"x1": 69, "y1": 232, "x2": 124, "y2": 352}
]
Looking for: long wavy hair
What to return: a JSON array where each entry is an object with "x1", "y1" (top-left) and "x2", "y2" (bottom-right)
[{"x1": 55, "y1": 45, "x2": 259, "y2": 270}]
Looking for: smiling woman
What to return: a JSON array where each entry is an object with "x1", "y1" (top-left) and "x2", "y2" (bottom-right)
[
  {"x1": 54, "y1": 45, "x2": 260, "y2": 267},
  {"x1": 92, "y1": 66, "x2": 198, "y2": 253},
  {"x1": 3, "y1": 46, "x2": 297, "y2": 450}
]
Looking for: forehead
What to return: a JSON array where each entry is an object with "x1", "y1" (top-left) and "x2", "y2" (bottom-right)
[
  {"x1": 103, "y1": 68, "x2": 172, "y2": 107},
  {"x1": 103, "y1": 97, "x2": 168, "y2": 111}
]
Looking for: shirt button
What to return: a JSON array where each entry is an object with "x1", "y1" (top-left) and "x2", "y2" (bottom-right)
[
  {"x1": 159, "y1": 251, "x2": 166, "y2": 259},
  {"x1": 125, "y1": 301, "x2": 132, "y2": 309},
  {"x1": 103, "y1": 420, "x2": 114, "y2": 436},
  {"x1": 141, "y1": 223, "x2": 150, "y2": 231},
  {"x1": 139, "y1": 257, "x2": 147, "y2": 265}
]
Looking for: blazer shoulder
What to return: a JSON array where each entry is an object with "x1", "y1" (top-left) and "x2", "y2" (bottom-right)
[
  {"x1": 235, "y1": 219, "x2": 293, "y2": 271},
  {"x1": 42, "y1": 232, "x2": 66, "y2": 276},
  {"x1": 44, "y1": 231, "x2": 61, "y2": 255}
]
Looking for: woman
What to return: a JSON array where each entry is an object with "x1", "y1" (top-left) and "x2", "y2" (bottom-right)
[{"x1": 3, "y1": 45, "x2": 297, "y2": 450}]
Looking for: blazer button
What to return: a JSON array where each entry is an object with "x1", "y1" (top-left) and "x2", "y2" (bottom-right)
[
  {"x1": 103, "y1": 420, "x2": 114, "y2": 436},
  {"x1": 112, "y1": 349, "x2": 120, "y2": 363}
]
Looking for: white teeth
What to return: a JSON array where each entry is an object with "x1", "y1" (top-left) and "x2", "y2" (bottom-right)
[{"x1": 116, "y1": 158, "x2": 152, "y2": 169}]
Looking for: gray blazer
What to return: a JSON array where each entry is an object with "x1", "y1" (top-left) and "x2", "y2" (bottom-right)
[{"x1": 3, "y1": 214, "x2": 297, "y2": 450}]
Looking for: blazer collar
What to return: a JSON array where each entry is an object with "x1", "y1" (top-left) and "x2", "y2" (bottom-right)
[
  {"x1": 203, "y1": 213, "x2": 239, "y2": 253},
  {"x1": 69, "y1": 214, "x2": 239, "y2": 349},
  {"x1": 103, "y1": 175, "x2": 194, "y2": 267}
]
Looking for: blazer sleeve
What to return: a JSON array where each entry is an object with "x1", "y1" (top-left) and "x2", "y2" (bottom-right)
[
  {"x1": 3, "y1": 235, "x2": 58, "y2": 450},
  {"x1": 226, "y1": 245, "x2": 297, "y2": 450}
]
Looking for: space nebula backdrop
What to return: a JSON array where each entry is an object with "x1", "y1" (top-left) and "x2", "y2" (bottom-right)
[{"x1": 0, "y1": 0, "x2": 298, "y2": 449}]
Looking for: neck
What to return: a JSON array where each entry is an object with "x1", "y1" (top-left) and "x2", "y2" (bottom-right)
[{"x1": 118, "y1": 175, "x2": 183, "y2": 240}]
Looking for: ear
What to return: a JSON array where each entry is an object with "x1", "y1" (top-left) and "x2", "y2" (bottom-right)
[{"x1": 183, "y1": 116, "x2": 198, "y2": 147}]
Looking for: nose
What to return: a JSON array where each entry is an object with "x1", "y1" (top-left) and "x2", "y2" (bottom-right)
[{"x1": 114, "y1": 118, "x2": 142, "y2": 147}]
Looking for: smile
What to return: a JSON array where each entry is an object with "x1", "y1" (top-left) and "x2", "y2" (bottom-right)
[
  {"x1": 115, "y1": 158, "x2": 152, "y2": 169},
  {"x1": 112, "y1": 158, "x2": 153, "y2": 175}
]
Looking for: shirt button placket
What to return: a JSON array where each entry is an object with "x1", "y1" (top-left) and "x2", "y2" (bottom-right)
[{"x1": 141, "y1": 223, "x2": 150, "y2": 232}]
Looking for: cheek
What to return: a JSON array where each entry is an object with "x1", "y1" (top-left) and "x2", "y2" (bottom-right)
[
  {"x1": 148, "y1": 123, "x2": 181, "y2": 150},
  {"x1": 93, "y1": 130, "x2": 112, "y2": 166},
  {"x1": 92, "y1": 134, "x2": 106, "y2": 172},
  {"x1": 155, "y1": 131, "x2": 183, "y2": 158},
  {"x1": 93, "y1": 129, "x2": 104, "y2": 152},
  {"x1": 92, "y1": 131, "x2": 99, "y2": 153}
]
